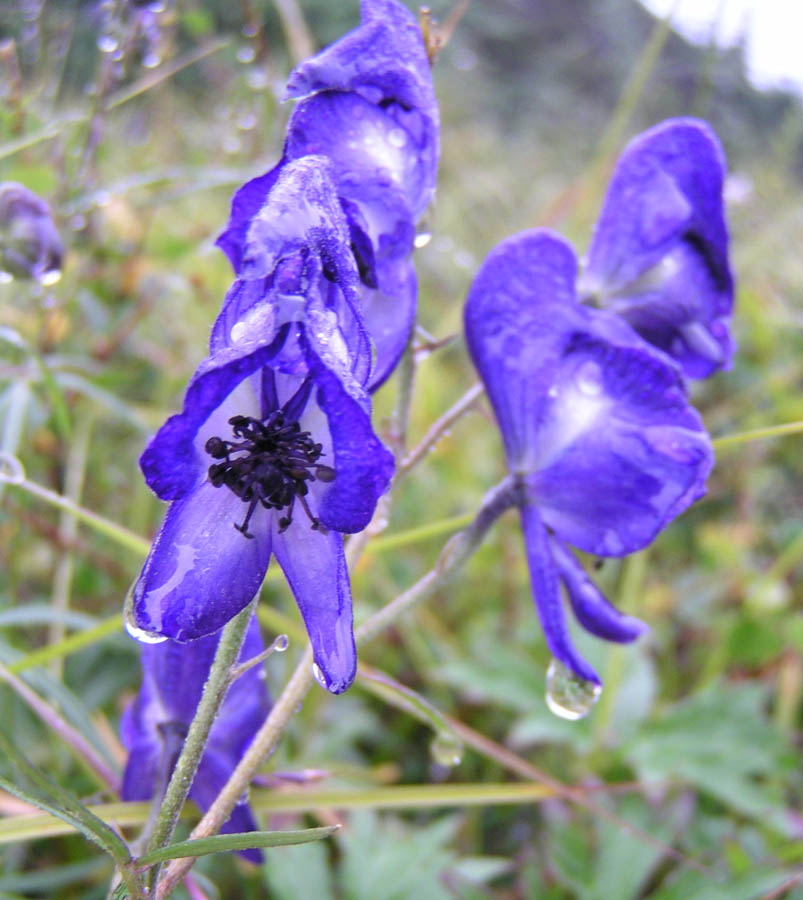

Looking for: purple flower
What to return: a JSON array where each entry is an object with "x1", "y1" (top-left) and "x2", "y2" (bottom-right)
[
  {"x1": 120, "y1": 614, "x2": 270, "y2": 863},
  {"x1": 220, "y1": 0, "x2": 440, "y2": 390},
  {"x1": 131, "y1": 158, "x2": 394, "y2": 694},
  {"x1": 582, "y1": 119, "x2": 733, "y2": 379},
  {"x1": 464, "y1": 229, "x2": 714, "y2": 683},
  {"x1": 0, "y1": 182, "x2": 63, "y2": 284}
]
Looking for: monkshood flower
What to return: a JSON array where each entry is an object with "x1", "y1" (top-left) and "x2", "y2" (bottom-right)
[
  {"x1": 121, "y1": 614, "x2": 269, "y2": 863},
  {"x1": 0, "y1": 182, "x2": 62, "y2": 284},
  {"x1": 581, "y1": 118, "x2": 733, "y2": 379},
  {"x1": 130, "y1": 158, "x2": 394, "y2": 694},
  {"x1": 219, "y1": 0, "x2": 439, "y2": 389},
  {"x1": 464, "y1": 229, "x2": 714, "y2": 685}
]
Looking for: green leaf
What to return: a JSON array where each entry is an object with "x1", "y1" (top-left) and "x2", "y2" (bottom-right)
[
  {"x1": 262, "y1": 841, "x2": 335, "y2": 900},
  {"x1": 134, "y1": 826, "x2": 339, "y2": 867}
]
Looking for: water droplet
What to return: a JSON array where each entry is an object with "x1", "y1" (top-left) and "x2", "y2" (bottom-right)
[
  {"x1": 575, "y1": 360, "x2": 603, "y2": 396},
  {"x1": 230, "y1": 321, "x2": 247, "y2": 342},
  {"x1": 0, "y1": 271, "x2": 14, "y2": 284},
  {"x1": 387, "y1": 127, "x2": 407, "y2": 148},
  {"x1": 142, "y1": 50, "x2": 160, "y2": 69},
  {"x1": 38, "y1": 268, "x2": 62, "y2": 287},
  {"x1": 242, "y1": 23, "x2": 258, "y2": 38},
  {"x1": 311, "y1": 662, "x2": 327, "y2": 688},
  {"x1": 236, "y1": 44, "x2": 256, "y2": 64},
  {"x1": 97, "y1": 34, "x2": 118, "y2": 54},
  {"x1": 430, "y1": 732, "x2": 464, "y2": 767},
  {"x1": 272, "y1": 634, "x2": 289, "y2": 652},
  {"x1": 544, "y1": 658, "x2": 601, "y2": 721},
  {"x1": 222, "y1": 134, "x2": 241, "y2": 154},
  {"x1": 246, "y1": 67, "x2": 269, "y2": 91},
  {"x1": 414, "y1": 231, "x2": 432, "y2": 249},
  {"x1": 547, "y1": 384, "x2": 558, "y2": 398},
  {"x1": 124, "y1": 615, "x2": 168, "y2": 644},
  {"x1": 236, "y1": 111, "x2": 257, "y2": 131},
  {"x1": 0, "y1": 451, "x2": 25, "y2": 484}
]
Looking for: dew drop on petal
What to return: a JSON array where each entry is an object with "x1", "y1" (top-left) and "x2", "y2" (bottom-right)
[
  {"x1": 123, "y1": 612, "x2": 168, "y2": 645},
  {"x1": 414, "y1": 231, "x2": 432, "y2": 249},
  {"x1": 544, "y1": 657, "x2": 601, "y2": 721},
  {"x1": 387, "y1": 128, "x2": 407, "y2": 148},
  {"x1": 311, "y1": 662, "x2": 327, "y2": 688},
  {"x1": 0, "y1": 451, "x2": 25, "y2": 484},
  {"x1": 429, "y1": 731, "x2": 464, "y2": 767},
  {"x1": 230, "y1": 321, "x2": 247, "y2": 342}
]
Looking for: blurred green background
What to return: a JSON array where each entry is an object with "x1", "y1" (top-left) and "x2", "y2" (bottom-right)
[{"x1": 0, "y1": 0, "x2": 801, "y2": 897}]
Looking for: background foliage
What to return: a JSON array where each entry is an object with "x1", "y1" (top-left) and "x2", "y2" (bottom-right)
[{"x1": 0, "y1": 0, "x2": 801, "y2": 897}]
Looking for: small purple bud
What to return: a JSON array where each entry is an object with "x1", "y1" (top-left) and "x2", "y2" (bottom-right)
[{"x1": 0, "y1": 182, "x2": 63, "y2": 284}]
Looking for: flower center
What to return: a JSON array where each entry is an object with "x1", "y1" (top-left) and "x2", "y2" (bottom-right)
[{"x1": 205, "y1": 412, "x2": 335, "y2": 539}]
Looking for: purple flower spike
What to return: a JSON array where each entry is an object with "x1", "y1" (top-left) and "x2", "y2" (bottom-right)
[
  {"x1": 133, "y1": 158, "x2": 394, "y2": 694},
  {"x1": 282, "y1": 0, "x2": 439, "y2": 388},
  {"x1": 465, "y1": 229, "x2": 714, "y2": 682},
  {"x1": 583, "y1": 118, "x2": 734, "y2": 379},
  {"x1": 120, "y1": 613, "x2": 270, "y2": 863}
]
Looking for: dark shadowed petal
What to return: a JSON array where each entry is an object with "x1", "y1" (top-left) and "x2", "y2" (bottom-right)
[
  {"x1": 272, "y1": 520, "x2": 356, "y2": 694},
  {"x1": 192, "y1": 754, "x2": 263, "y2": 864},
  {"x1": 584, "y1": 118, "x2": 733, "y2": 377},
  {"x1": 528, "y1": 323, "x2": 713, "y2": 556},
  {"x1": 550, "y1": 537, "x2": 648, "y2": 642},
  {"x1": 120, "y1": 738, "x2": 160, "y2": 802},
  {"x1": 131, "y1": 482, "x2": 272, "y2": 641},
  {"x1": 216, "y1": 163, "x2": 283, "y2": 274},
  {"x1": 363, "y1": 255, "x2": 417, "y2": 391},
  {"x1": 519, "y1": 500, "x2": 600, "y2": 684},
  {"x1": 464, "y1": 230, "x2": 577, "y2": 470},
  {"x1": 305, "y1": 360, "x2": 394, "y2": 533}
]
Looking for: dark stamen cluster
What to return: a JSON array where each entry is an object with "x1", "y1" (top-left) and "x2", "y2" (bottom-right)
[{"x1": 205, "y1": 412, "x2": 335, "y2": 539}]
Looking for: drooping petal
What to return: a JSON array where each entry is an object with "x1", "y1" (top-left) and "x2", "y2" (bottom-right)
[
  {"x1": 519, "y1": 500, "x2": 600, "y2": 684},
  {"x1": 550, "y1": 537, "x2": 648, "y2": 642},
  {"x1": 526, "y1": 322, "x2": 713, "y2": 556},
  {"x1": 131, "y1": 482, "x2": 272, "y2": 641},
  {"x1": 584, "y1": 118, "x2": 733, "y2": 377},
  {"x1": 463, "y1": 230, "x2": 578, "y2": 471},
  {"x1": 272, "y1": 519, "x2": 356, "y2": 694},
  {"x1": 304, "y1": 356, "x2": 394, "y2": 533}
]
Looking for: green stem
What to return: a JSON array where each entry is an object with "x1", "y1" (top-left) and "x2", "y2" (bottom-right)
[
  {"x1": 156, "y1": 478, "x2": 516, "y2": 898},
  {"x1": 712, "y1": 420, "x2": 803, "y2": 449},
  {"x1": 144, "y1": 600, "x2": 256, "y2": 892}
]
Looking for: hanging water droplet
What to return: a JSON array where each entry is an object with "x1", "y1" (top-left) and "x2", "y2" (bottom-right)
[
  {"x1": 97, "y1": 34, "x2": 118, "y2": 54},
  {"x1": 142, "y1": 50, "x2": 160, "y2": 69},
  {"x1": 236, "y1": 111, "x2": 257, "y2": 131},
  {"x1": 0, "y1": 451, "x2": 25, "y2": 484},
  {"x1": 429, "y1": 731, "x2": 464, "y2": 767},
  {"x1": 0, "y1": 270, "x2": 14, "y2": 284},
  {"x1": 246, "y1": 67, "x2": 269, "y2": 91},
  {"x1": 124, "y1": 615, "x2": 168, "y2": 644},
  {"x1": 414, "y1": 231, "x2": 432, "y2": 249},
  {"x1": 544, "y1": 658, "x2": 601, "y2": 721},
  {"x1": 272, "y1": 634, "x2": 289, "y2": 652},
  {"x1": 222, "y1": 134, "x2": 241, "y2": 154},
  {"x1": 311, "y1": 662, "x2": 327, "y2": 688},
  {"x1": 236, "y1": 44, "x2": 256, "y2": 64},
  {"x1": 38, "y1": 268, "x2": 62, "y2": 287},
  {"x1": 242, "y1": 23, "x2": 258, "y2": 38}
]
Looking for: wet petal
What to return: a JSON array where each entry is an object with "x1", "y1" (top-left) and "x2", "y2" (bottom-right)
[
  {"x1": 519, "y1": 500, "x2": 600, "y2": 684},
  {"x1": 310, "y1": 360, "x2": 394, "y2": 533},
  {"x1": 528, "y1": 327, "x2": 713, "y2": 556},
  {"x1": 550, "y1": 538, "x2": 648, "y2": 642},
  {"x1": 272, "y1": 520, "x2": 356, "y2": 694},
  {"x1": 585, "y1": 118, "x2": 733, "y2": 377},
  {"x1": 463, "y1": 229, "x2": 578, "y2": 470},
  {"x1": 131, "y1": 482, "x2": 272, "y2": 641},
  {"x1": 216, "y1": 163, "x2": 283, "y2": 274}
]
